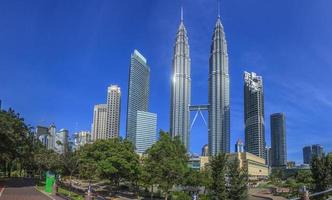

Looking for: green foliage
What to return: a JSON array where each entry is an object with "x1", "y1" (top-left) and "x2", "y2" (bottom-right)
[
  {"x1": 311, "y1": 156, "x2": 330, "y2": 193},
  {"x1": 34, "y1": 148, "x2": 61, "y2": 175},
  {"x1": 199, "y1": 194, "x2": 211, "y2": 200},
  {"x1": 0, "y1": 108, "x2": 42, "y2": 177},
  {"x1": 77, "y1": 138, "x2": 140, "y2": 190},
  {"x1": 210, "y1": 153, "x2": 228, "y2": 200},
  {"x1": 171, "y1": 191, "x2": 191, "y2": 200},
  {"x1": 295, "y1": 170, "x2": 313, "y2": 188},
  {"x1": 228, "y1": 158, "x2": 248, "y2": 200},
  {"x1": 184, "y1": 169, "x2": 203, "y2": 190},
  {"x1": 144, "y1": 131, "x2": 188, "y2": 199},
  {"x1": 269, "y1": 169, "x2": 283, "y2": 187}
]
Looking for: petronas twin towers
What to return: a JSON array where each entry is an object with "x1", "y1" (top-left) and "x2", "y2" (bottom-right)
[{"x1": 170, "y1": 9, "x2": 230, "y2": 156}]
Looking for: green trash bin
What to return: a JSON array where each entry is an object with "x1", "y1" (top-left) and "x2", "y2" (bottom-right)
[{"x1": 45, "y1": 171, "x2": 55, "y2": 193}]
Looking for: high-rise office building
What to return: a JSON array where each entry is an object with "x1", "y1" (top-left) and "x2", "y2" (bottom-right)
[
  {"x1": 208, "y1": 14, "x2": 230, "y2": 155},
  {"x1": 265, "y1": 146, "x2": 272, "y2": 166},
  {"x1": 312, "y1": 144, "x2": 324, "y2": 159},
  {"x1": 270, "y1": 113, "x2": 287, "y2": 167},
  {"x1": 235, "y1": 139, "x2": 244, "y2": 153},
  {"x1": 303, "y1": 144, "x2": 324, "y2": 164},
  {"x1": 36, "y1": 126, "x2": 49, "y2": 147},
  {"x1": 74, "y1": 131, "x2": 92, "y2": 149},
  {"x1": 201, "y1": 144, "x2": 209, "y2": 156},
  {"x1": 106, "y1": 85, "x2": 121, "y2": 138},
  {"x1": 92, "y1": 104, "x2": 108, "y2": 140},
  {"x1": 48, "y1": 124, "x2": 56, "y2": 150},
  {"x1": 170, "y1": 9, "x2": 191, "y2": 149},
  {"x1": 244, "y1": 72, "x2": 265, "y2": 158},
  {"x1": 135, "y1": 111, "x2": 157, "y2": 154},
  {"x1": 303, "y1": 146, "x2": 312, "y2": 164},
  {"x1": 126, "y1": 50, "x2": 150, "y2": 145},
  {"x1": 55, "y1": 129, "x2": 69, "y2": 155}
]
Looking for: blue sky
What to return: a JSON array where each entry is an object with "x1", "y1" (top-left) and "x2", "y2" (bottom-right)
[{"x1": 1, "y1": 0, "x2": 332, "y2": 163}]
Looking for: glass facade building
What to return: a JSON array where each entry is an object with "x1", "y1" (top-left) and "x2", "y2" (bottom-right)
[
  {"x1": 135, "y1": 111, "x2": 157, "y2": 154},
  {"x1": 312, "y1": 144, "x2": 324, "y2": 159},
  {"x1": 126, "y1": 50, "x2": 150, "y2": 146},
  {"x1": 244, "y1": 72, "x2": 266, "y2": 158},
  {"x1": 303, "y1": 146, "x2": 312, "y2": 164},
  {"x1": 270, "y1": 113, "x2": 287, "y2": 167}
]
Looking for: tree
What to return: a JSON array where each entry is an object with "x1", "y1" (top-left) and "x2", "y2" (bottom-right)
[
  {"x1": 228, "y1": 158, "x2": 248, "y2": 200},
  {"x1": 210, "y1": 153, "x2": 228, "y2": 200},
  {"x1": 0, "y1": 109, "x2": 36, "y2": 177},
  {"x1": 144, "y1": 131, "x2": 188, "y2": 200},
  {"x1": 141, "y1": 156, "x2": 156, "y2": 199},
  {"x1": 326, "y1": 153, "x2": 332, "y2": 186},
  {"x1": 184, "y1": 169, "x2": 203, "y2": 193},
  {"x1": 311, "y1": 156, "x2": 329, "y2": 194},
  {"x1": 78, "y1": 138, "x2": 140, "y2": 194},
  {"x1": 34, "y1": 147, "x2": 61, "y2": 178},
  {"x1": 295, "y1": 170, "x2": 313, "y2": 188},
  {"x1": 200, "y1": 168, "x2": 212, "y2": 195}
]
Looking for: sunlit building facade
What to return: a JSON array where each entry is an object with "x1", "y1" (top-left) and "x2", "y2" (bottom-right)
[{"x1": 208, "y1": 15, "x2": 230, "y2": 155}]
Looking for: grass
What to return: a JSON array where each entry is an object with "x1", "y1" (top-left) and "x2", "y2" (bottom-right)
[
  {"x1": 36, "y1": 180, "x2": 84, "y2": 200},
  {"x1": 57, "y1": 187, "x2": 84, "y2": 200}
]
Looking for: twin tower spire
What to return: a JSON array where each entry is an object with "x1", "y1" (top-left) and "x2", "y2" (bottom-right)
[{"x1": 170, "y1": 5, "x2": 230, "y2": 156}]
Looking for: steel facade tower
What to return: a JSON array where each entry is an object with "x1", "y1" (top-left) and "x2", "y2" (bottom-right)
[
  {"x1": 170, "y1": 9, "x2": 191, "y2": 149},
  {"x1": 126, "y1": 50, "x2": 150, "y2": 145},
  {"x1": 208, "y1": 15, "x2": 230, "y2": 155},
  {"x1": 270, "y1": 113, "x2": 287, "y2": 167},
  {"x1": 244, "y1": 72, "x2": 265, "y2": 158}
]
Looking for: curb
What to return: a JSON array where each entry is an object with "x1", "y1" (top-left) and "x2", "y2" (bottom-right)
[
  {"x1": 0, "y1": 185, "x2": 5, "y2": 197},
  {"x1": 35, "y1": 186, "x2": 56, "y2": 200}
]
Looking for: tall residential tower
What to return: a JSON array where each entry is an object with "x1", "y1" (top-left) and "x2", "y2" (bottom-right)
[
  {"x1": 208, "y1": 15, "x2": 230, "y2": 155},
  {"x1": 244, "y1": 72, "x2": 265, "y2": 158},
  {"x1": 106, "y1": 85, "x2": 121, "y2": 138},
  {"x1": 170, "y1": 9, "x2": 191, "y2": 149},
  {"x1": 92, "y1": 104, "x2": 108, "y2": 140}
]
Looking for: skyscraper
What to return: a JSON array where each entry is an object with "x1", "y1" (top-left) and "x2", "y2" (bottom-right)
[
  {"x1": 265, "y1": 146, "x2": 272, "y2": 166},
  {"x1": 170, "y1": 9, "x2": 191, "y2": 149},
  {"x1": 126, "y1": 50, "x2": 150, "y2": 145},
  {"x1": 303, "y1": 146, "x2": 312, "y2": 164},
  {"x1": 36, "y1": 126, "x2": 49, "y2": 147},
  {"x1": 74, "y1": 131, "x2": 92, "y2": 149},
  {"x1": 235, "y1": 139, "x2": 244, "y2": 153},
  {"x1": 55, "y1": 129, "x2": 69, "y2": 155},
  {"x1": 106, "y1": 85, "x2": 121, "y2": 138},
  {"x1": 92, "y1": 104, "x2": 108, "y2": 140},
  {"x1": 208, "y1": 14, "x2": 230, "y2": 155},
  {"x1": 201, "y1": 144, "x2": 209, "y2": 156},
  {"x1": 244, "y1": 72, "x2": 265, "y2": 158},
  {"x1": 135, "y1": 111, "x2": 157, "y2": 154},
  {"x1": 48, "y1": 124, "x2": 56, "y2": 150},
  {"x1": 312, "y1": 144, "x2": 324, "y2": 159},
  {"x1": 270, "y1": 113, "x2": 287, "y2": 167}
]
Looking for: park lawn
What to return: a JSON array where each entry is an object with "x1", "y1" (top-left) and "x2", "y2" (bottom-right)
[
  {"x1": 57, "y1": 187, "x2": 84, "y2": 200},
  {"x1": 36, "y1": 181, "x2": 84, "y2": 200}
]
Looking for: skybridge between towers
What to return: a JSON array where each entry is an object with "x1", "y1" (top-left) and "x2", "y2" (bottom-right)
[{"x1": 189, "y1": 104, "x2": 209, "y2": 130}]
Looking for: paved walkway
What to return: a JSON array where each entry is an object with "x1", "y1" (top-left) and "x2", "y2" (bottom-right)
[{"x1": 0, "y1": 178, "x2": 52, "y2": 200}]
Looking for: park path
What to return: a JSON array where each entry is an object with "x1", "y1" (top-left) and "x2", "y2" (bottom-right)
[{"x1": 0, "y1": 178, "x2": 52, "y2": 200}]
